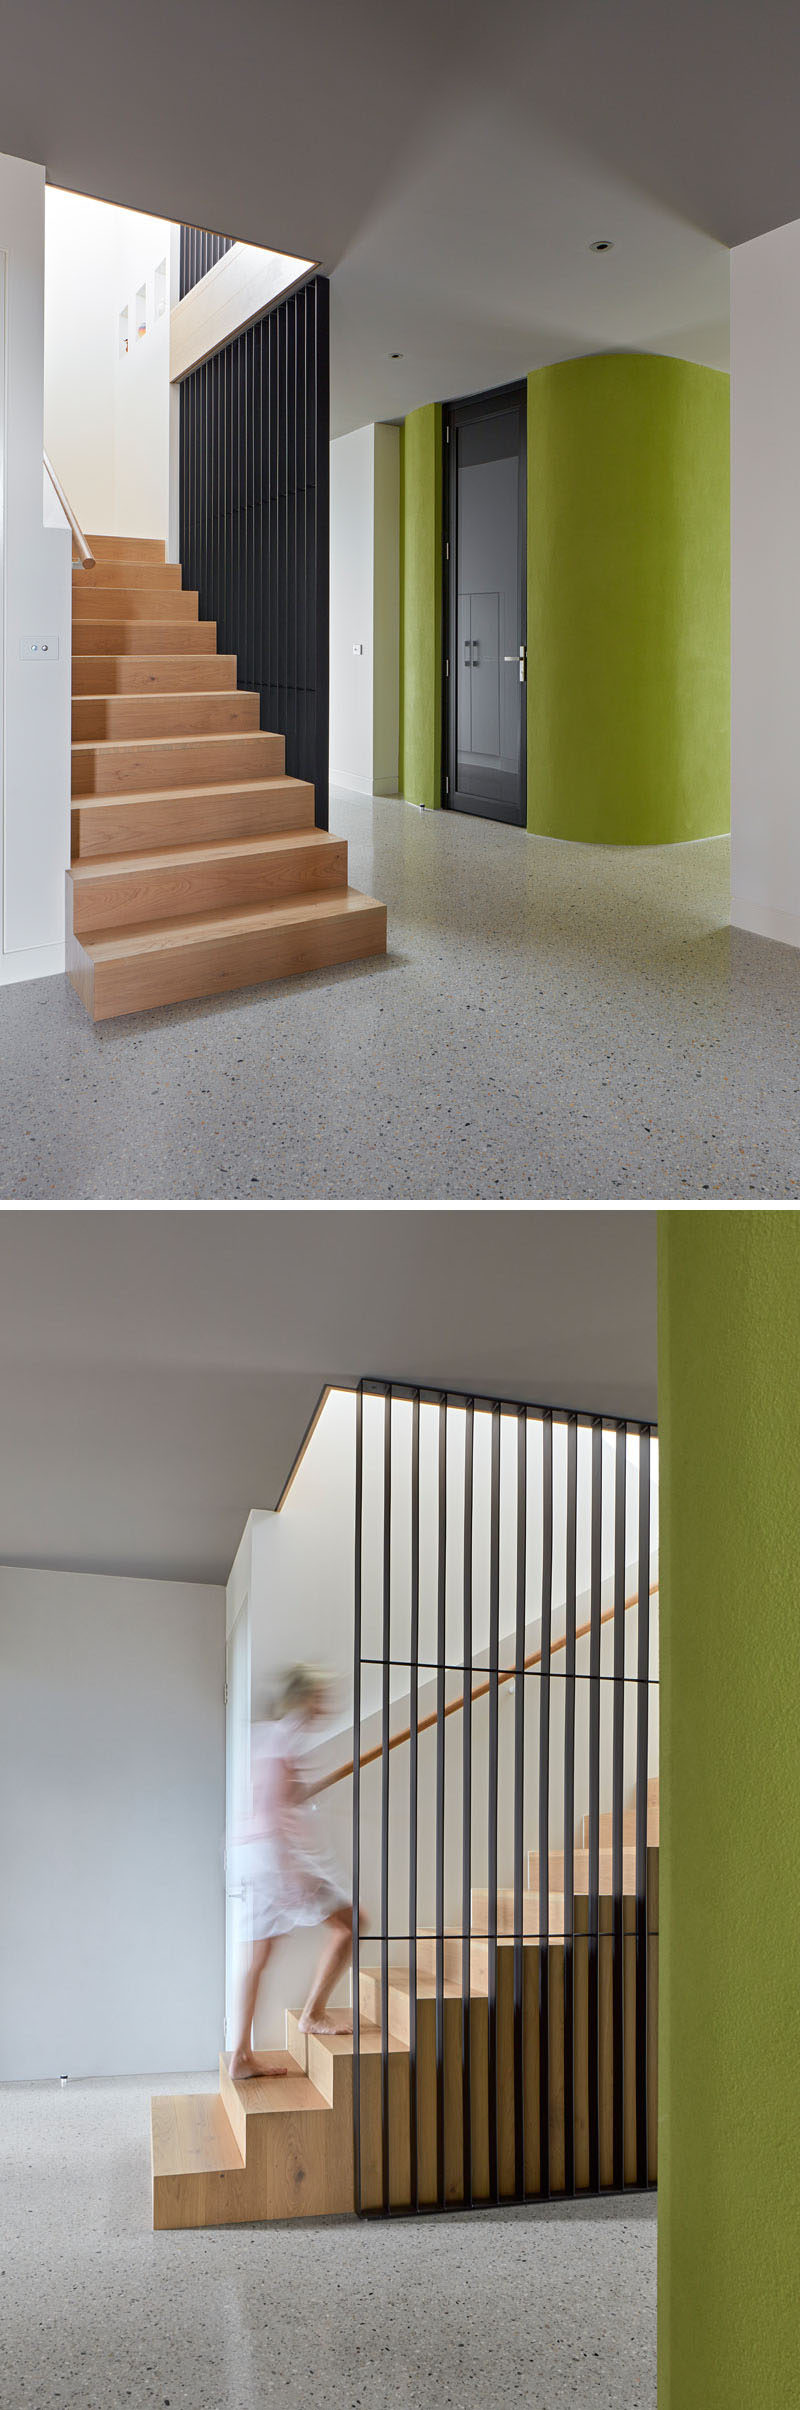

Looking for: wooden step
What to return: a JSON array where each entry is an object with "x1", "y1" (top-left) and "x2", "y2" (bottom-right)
[
  {"x1": 72, "y1": 690, "x2": 262, "y2": 742},
  {"x1": 151, "y1": 2046, "x2": 351, "y2": 2230},
  {"x1": 85, "y1": 533, "x2": 166, "y2": 561},
  {"x1": 72, "y1": 620, "x2": 217, "y2": 657},
  {"x1": 72, "y1": 653, "x2": 238, "y2": 696},
  {"x1": 68, "y1": 829, "x2": 349, "y2": 934},
  {"x1": 67, "y1": 887, "x2": 388, "y2": 1020},
  {"x1": 72, "y1": 584, "x2": 199, "y2": 621},
  {"x1": 72, "y1": 729, "x2": 284, "y2": 796},
  {"x1": 526, "y1": 1845, "x2": 643, "y2": 1893},
  {"x1": 71, "y1": 775, "x2": 315, "y2": 860},
  {"x1": 578, "y1": 1804, "x2": 660, "y2": 1851},
  {"x1": 74, "y1": 561, "x2": 183, "y2": 590}
]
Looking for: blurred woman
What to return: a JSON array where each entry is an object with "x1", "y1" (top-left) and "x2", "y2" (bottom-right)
[{"x1": 229, "y1": 1665, "x2": 364, "y2": 2080}]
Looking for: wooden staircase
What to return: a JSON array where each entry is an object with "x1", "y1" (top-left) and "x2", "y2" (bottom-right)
[
  {"x1": 151, "y1": 1780, "x2": 659, "y2": 2228},
  {"x1": 68, "y1": 538, "x2": 386, "y2": 1021}
]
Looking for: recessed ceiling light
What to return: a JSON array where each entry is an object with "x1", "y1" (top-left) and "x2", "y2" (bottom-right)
[
  {"x1": 590, "y1": 239, "x2": 614, "y2": 253},
  {"x1": 389, "y1": 350, "x2": 403, "y2": 359}
]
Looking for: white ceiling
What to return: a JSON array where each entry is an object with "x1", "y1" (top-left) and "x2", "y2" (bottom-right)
[
  {"x1": 0, "y1": 1210, "x2": 656, "y2": 1583},
  {"x1": 4, "y1": 1, "x2": 800, "y2": 431}
]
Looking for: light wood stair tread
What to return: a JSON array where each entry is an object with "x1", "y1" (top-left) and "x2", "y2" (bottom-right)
[
  {"x1": 85, "y1": 534, "x2": 166, "y2": 558},
  {"x1": 289, "y1": 2013, "x2": 407, "y2": 2060},
  {"x1": 75, "y1": 687, "x2": 256, "y2": 703},
  {"x1": 220, "y1": 2052, "x2": 330, "y2": 2118},
  {"x1": 73, "y1": 773, "x2": 309, "y2": 811},
  {"x1": 79, "y1": 888, "x2": 381, "y2": 961},
  {"x1": 70, "y1": 830, "x2": 341, "y2": 883},
  {"x1": 72, "y1": 728, "x2": 279, "y2": 756},
  {"x1": 150, "y1": 2091, "x2": 244, "y2": 2177}
]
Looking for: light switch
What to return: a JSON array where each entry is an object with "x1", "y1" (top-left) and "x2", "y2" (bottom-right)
[{"x1": 20, "y1": 637, "x2": 60, "y2": 661}]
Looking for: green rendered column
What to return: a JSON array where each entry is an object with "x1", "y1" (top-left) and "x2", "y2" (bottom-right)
[
  {"x1": 528, "y1": 356, "x2": 730, "y2": 844},
  {"x1": 400, "y1": 402, "x2": 442, "y2": 809},
  {"x1": 657, "y1": 1209, "x2": 800, "y2": 2410}
]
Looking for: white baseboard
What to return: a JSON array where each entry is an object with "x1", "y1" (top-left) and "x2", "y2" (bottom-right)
[
  {"x1": 731, "y1": 893, "x2": 800, "y2": 952},
  {"x1": 0, "y1": 942, "x2": 65, "y2": 986},
  {"x1": 328, "y1": 769, "x2": 374, "y2": 797}
]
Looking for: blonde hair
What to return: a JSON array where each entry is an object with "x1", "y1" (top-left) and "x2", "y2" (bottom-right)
[{"x1": 275, "y1": 1663, "x2": 330, "y2": 1719}]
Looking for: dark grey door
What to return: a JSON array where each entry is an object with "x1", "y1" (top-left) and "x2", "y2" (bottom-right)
[{"x1": 445, "y1": 384, "x2": 527, "y2": 825}]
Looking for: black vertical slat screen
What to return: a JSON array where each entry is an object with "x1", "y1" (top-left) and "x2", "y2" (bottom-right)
[
  {"x1": 380, "y1": 1392, "x2": 392, "y2": 2213},
  {"x1": 563, "y1": 1412, "x2": 578, "y2": 2194},
  {"x1": 351, "y1": 1383, "x2": 364, "y2": 2215},
  {"x1": 635, "y1": 1427, "x2": 651, "y2": 2180},
  {"x1": 460, "y1": 1401, "x2": 474, "y2": 2209},
  {"x1": 408, "y1": 1394, "x2": 421, "y2": 2212},
  {"x1": 537, "y1": 1411, "x2": 553, "y2": 2197},
  {"x1": 435, "y1": 1400, "x2": 448, "y2": 2208},
  {"x1": 612, "y1": 1423, "x2": 627, "y2": 2187},
  {"x1": 588, "y1": 1417, "x2": 603, "y2": 2192},
  {"x1": 512, "y1": 1405, "x2": 527, "y2": 2201},
  {"x1": 351, "y1": 1386, "x2": 658, "y2": 2219},
  {"x1": 179, "y1": 225, "x2": 235, "y2": 299},
  {"x1": 179, "y1": 275, "x2": 330, "y2": 823}
]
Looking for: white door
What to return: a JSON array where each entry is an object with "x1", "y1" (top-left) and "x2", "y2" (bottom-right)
[{"x1": 224, "y1": 1598, "x2": 252, "y2": 2046}]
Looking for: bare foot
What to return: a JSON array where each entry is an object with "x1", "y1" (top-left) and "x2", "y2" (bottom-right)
[
  {"x1": 229, "y1": 2049, "x2": 288, "y2": 2080},
  {"x1": 298, "y1": 2011, "x2": 353, "y2": 2036}
]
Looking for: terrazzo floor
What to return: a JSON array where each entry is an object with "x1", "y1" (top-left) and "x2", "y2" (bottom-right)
[
  {"x1": 1, "y1": 788, "x2": 797, "y2": 1198},
  {"x1": 0, "y1": 2074, "x2": 657, "y2": 2410}
]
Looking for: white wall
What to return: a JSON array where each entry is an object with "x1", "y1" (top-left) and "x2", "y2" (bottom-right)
[
  {"x1": 0, "y1": 151, "x2": 71, "y2": 981},
  {"x1": 731, "y1": 216, "x2": 800, "y2": 948},
  {"x1": 0, "y1": 1563, "x2": 226, "y2": 2079},
  {"x1": 373, "y1": 423, "x2": 400, "y2": 794},
  {"x1": 330, "y1": 423, "x2": 400, "y2": 796},
  {"x1": 44, "y1": 186, "x2": 175, "y2": 542},
  {"x1": 330, "y1": 426, "x2": 375, "y2": 792}
]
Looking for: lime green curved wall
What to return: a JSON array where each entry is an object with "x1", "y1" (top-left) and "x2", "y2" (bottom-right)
[
  {"x1": 658, "y1": 1210, "x2": 800, "y2": 2410},
  {"x1": 400, "y1": 402, "x2": 442, "y2": 810},
  {"x1": 527, "y1": 356, "x2": 730, "y2": 843}
]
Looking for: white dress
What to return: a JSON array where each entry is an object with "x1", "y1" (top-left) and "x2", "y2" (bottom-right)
[{"x1": 243, "y1": 1713, "x2": 349, "y2": 1943}]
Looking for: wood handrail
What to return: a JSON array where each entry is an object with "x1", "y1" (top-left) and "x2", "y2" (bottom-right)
[
  {"x1": 316, "y1": 1578, "x2": 659, "y2": 1792},
  {"x1": 44, "y1": 451, "x2": 95, "y2": 567}
]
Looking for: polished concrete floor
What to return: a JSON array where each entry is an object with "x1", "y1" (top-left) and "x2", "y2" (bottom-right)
[
  {"x1": 0, "y1": 2074, "x2": 657, "y2": 2410},
  {"x1": 0, "y1": 789, "x2": 797, "y2": 1197}
]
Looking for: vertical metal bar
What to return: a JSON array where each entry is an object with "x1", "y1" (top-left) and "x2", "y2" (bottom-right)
[
  {"x1": 635, "y1": 1426, "x2": 651, "y2": 2184},
  {"x1": 314, "y1": 277, "x2": 330, "y2": 825},
  {"x1": 461, "y1": 1399, "x2": 474, "y2": 2210},
  {"x1": 562, "y1": 1412, "x2": 578, "y2": 2195},
  {"x1": 512, "y1": 1406, "x2": 527, "y2": 2200},
  {"x1": 487, "y1": 1401, "x2": 501, "y2": 2201},
  {"x1": 408, "y1": 1391, "x2": 420, "y2": 2213},
  {"x1": 611, "y1": 1422, "x2": 627, "y2": 2189},
  {"x1": 435, "y1": 1393, "x2": 448, "y2": 2209},
  {"x1": 380, "y1": 1387, "x2": 392, "y2": 2215},
  {"x1": 351, "y1": 1385, "x2": 364, "y2": 2216},
  {"x1": 537, "y1": 1409, "x2": 553, "y2": 2197},
  {"x1": 588, "y1": 1417, "x2": 603, "y2": 2192}
]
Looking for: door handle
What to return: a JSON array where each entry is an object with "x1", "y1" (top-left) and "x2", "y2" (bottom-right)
[
  {"x1": 504, "y1": 646, "x2": 527, "y2": 683},
  {"x1": 464, "y1": 638, "x2": 470, "y2": 665},
  {"x1": 472, "y1": 639, "x2": 479, "y2": 664}
]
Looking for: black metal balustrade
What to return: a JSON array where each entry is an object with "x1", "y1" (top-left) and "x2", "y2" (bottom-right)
[
  {"x1": 350, "y1": 1380, "x2": 659, "y2": 2217},
  {"x1": 178, "y1": 274, "x2": 330, "y2": 822}
]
